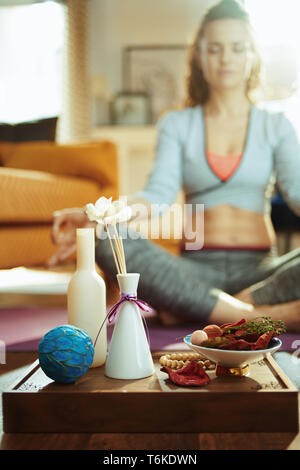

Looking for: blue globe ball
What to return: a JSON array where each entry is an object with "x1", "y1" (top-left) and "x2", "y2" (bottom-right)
[{"x1": 38, "y1": 325, "x2": 94, "y2": 384}]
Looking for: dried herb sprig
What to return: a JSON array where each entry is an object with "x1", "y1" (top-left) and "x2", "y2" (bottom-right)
[{"x1": 224, "y1": 316, "x2": 286, "y2": 336}]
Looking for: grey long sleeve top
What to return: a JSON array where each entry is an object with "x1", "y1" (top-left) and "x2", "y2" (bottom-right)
[{"x1": 134, "y1": 105, "x2": 300, "y2": 216}]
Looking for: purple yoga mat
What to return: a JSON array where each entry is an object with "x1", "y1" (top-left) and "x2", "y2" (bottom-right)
[{"x1": 0, "y1": 306, "x2": 298, "y2": 352}]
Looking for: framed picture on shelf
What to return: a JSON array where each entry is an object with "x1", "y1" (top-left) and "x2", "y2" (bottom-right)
[
  {"x1": 122, "y1": 45, "x2": 188, "y2": 123},
  {"x1": 110, "y1": 91, "x2": 151, "y2": 126}
]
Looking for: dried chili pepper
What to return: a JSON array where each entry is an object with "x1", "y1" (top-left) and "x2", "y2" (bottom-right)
[
  {"x1": 220, "y1": 330, "x2": 276, "y2": 350},
  {"x1": 220, "y1": 318, "x2": 247, "y2": 331},
  {"x1": 253, "y1": 331, "x2": 276, "y2": 349},
  {"x1": 160, "y1": 360, "x2": 210, "y2": 387}
]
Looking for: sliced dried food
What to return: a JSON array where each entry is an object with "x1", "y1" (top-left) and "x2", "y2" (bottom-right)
[{"x1": 160, "y1": 360, "x2": 210, "y2": 386}]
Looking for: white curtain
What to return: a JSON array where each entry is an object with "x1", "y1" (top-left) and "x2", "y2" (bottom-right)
[{"x1": 58, "y1": 0, "x2": 91, "y2": 143}]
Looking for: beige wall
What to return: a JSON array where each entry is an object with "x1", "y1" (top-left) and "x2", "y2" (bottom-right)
[{"x1": 88, "y1": 0, "x2": 216, "y2": 102}]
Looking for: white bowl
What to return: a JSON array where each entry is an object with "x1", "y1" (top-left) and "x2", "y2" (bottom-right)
[{"x1": 184, "y1": 335, "x2": 282, "y2": 368}]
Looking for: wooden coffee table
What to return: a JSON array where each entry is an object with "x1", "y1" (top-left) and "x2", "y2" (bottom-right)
[{"x1": 1, "y1": 351, "x2": 300, "y2": 450}]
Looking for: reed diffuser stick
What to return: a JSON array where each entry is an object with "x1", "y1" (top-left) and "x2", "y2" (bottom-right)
[
  {"x1": 113, "y1": 224, "x2": 126, "y2": 274},
  {"x1": 105, "y1": 223, "x2": 121, "y2": 275},
  {"x1": 119, "y1": 237, "x2": 127, "y2": 274},
  {"x1": 113, "y1": 236, "x2": 124, "y2": 274},
  {"x1": 113, "y1": 229, "x2": 126, "y2": 275}
]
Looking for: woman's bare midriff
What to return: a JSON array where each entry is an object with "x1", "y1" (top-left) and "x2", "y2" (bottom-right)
[{"x1": 182, "y1": 204, "x2": 276, "y2": 248}]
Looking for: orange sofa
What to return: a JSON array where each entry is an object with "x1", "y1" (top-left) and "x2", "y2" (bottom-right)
[
  {"x1": 0, "y1": 138, "x2": 181, "y2": 270},
  {"x1": 0, "y1": 140, "x2": 119, "y2": 268}
]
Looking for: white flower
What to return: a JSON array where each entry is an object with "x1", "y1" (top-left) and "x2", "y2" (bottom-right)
[
  {"x1": 85, "y1": 204, "x2": 99, "y2": 222},
  {"x1": 103, "y1": 200, "x2": 132, "y2": 225},
  {"x1": 96, "y1": 196, "x2": 114, "y2": 215},
  {"x1": 85, "y1": 197, "x2": 132, "y2": 225},
  {"x1": 85, "y1": 196, "x2": 112, "y2": 222}
]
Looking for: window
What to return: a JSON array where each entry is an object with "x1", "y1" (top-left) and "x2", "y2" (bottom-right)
[
  {"x1": 0, "y1": 1, "x2": 65, "y2": 123},
  {"x1": 245, "y1": 0, "x2": 300, "y2": 130}
]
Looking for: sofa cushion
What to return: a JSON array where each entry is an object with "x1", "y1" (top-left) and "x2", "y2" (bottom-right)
[
  {"x1": 0, "y1": 140, "x2": 118, "y2": 193},
  {"x1": 0, "y1": 224, "x2": 58, "y2": 269},
  {"x1": 0, "y1": 167, "x2": 104, "y2": 223},
  {"x1": 0, "y1": 116, "x2": 58, "y2": 143},
  {"x1": 0, "y1": 142, "x2": 16, "y2": 165}
]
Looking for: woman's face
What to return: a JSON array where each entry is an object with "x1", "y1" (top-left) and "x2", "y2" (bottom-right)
[{"x1": 198, "y1": 19, "x2": 254, "y2": 92}]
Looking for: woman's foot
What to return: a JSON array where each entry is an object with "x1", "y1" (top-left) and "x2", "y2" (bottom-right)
[
  {"x1": 255, "y1": 300, "x2": 300, "y2": 332},
  {"x1": 234, "y1": 289, "x2": 300, "y2": 331},
  {"x1": 158, "y1": 293, "x2": 300, "y2": 332},
  {"x1": 234, "y1": 287, "x2": 254, "y2": 304}
]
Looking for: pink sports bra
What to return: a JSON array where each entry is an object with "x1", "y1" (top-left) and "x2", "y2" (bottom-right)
[{"x1": 206, "y1": 150, "x2": 243, "y2": 182}]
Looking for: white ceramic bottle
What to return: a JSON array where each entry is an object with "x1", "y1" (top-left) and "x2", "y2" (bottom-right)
[
  {"x1": 67, "y1": 228, "x2": 107, "y2": 367},
  {"x1": 105, "y1": 273, "x2": 154, "y2": 379}
]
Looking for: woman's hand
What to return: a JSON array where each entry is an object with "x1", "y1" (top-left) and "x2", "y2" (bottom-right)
[
  {"x1": 45, "y1": 196, "x2": 151, "y2": 268},
  {"x1": 45, "y1": 207, "x2": 95, "y2": 268}
]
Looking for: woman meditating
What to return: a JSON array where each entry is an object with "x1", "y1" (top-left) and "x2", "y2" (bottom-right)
[{"x1": 47, "y1": 0, "x2": 300, "y2": 332}]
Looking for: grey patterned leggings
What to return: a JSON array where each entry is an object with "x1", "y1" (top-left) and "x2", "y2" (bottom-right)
[{"x1": 95, "y1": 228, "x2": 300, "y2": 322}]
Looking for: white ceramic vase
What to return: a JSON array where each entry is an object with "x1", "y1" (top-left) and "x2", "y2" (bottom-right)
[{"x1": 105, "y1": 273, "x2": 154, "y2": 379}]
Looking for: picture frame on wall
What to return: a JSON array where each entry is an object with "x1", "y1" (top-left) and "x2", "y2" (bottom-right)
[
  {"x1": 110, "y1": 91, "x2": 151, "y2": 126},
  {"x1": 122, "y1": 45, "x2": 188, "y2": 123}
]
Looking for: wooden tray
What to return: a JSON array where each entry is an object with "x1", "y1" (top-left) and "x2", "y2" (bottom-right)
[{"x1": 2, "y1": 351, "x2": 298, "y2": 433}]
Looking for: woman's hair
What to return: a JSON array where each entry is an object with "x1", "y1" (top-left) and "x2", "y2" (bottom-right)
[{"x1": 185, "y1": 0, "x2": 261, "y2": 107}]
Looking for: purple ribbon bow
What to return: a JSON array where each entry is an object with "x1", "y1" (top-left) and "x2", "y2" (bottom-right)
[
  {"x1": 94, "y1": 293, "x2": 152, "y2": 348},
  {"x1": 107, "y1": 293, "x2": 152, "y2": 324}
]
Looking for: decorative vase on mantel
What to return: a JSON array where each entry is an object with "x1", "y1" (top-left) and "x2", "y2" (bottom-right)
[{"x1": 105, "y1": 273, "x2": 154, "y2": 380}]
